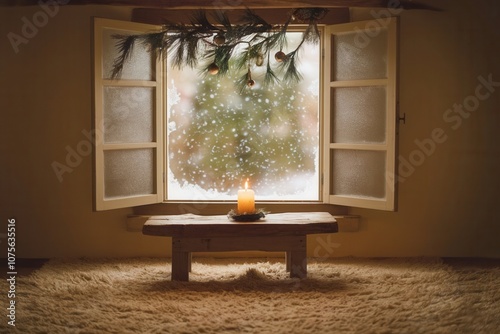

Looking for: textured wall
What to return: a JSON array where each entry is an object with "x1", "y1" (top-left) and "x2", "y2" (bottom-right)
[{"x1": 1, "y1": 0, "x2": 499, "y2": 258}]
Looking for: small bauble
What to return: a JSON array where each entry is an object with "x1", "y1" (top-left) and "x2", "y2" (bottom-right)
[
  {"x1": 274, "y1": 51, "x2": 287, "y2": 62},
  {"x1": 213, "y1": 33, "x2": 226, "y2": 45},
  {"x1": 208, "y1": 63, "x2": 219, "y2": 75},
  {"x1": 247, "y1": 79, "x2": 255, "y2": 87}
]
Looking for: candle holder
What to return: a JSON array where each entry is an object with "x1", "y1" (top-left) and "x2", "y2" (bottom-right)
[{"x1": 227, "y1": 208, "x2": 267, "y2": 222}]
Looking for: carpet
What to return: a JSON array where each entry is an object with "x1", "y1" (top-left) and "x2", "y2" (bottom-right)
[{"x1": 2, "y1": 257, "x2": 499, "y2": 333}]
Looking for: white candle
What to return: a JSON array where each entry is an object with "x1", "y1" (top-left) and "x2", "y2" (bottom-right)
[{"x1": 237, "y1": 179, "x2": 255, "y2": 214}]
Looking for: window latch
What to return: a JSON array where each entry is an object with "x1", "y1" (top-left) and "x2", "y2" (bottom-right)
[{"x1": 398, "y1": 112, "x2": 406, "y2": 125}]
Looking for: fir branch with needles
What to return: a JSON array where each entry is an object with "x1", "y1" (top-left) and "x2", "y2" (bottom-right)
[
  {"x1": 111, "y1": 34, "x2": 138, "y2": 79},
  {"x1": 110, "y1": 8, "x2": 328, "y2": 88}
]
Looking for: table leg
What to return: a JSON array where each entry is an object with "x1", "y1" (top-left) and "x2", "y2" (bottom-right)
[
  {"x1": 171, "y1": 250, "x2": 190, "y2": 281},
  {"x1": 285, "y1": 251, "x2": 291, "y2": 272},
  {"x1": 289, "y1": 250, "x2": 307, "y2": 279}
]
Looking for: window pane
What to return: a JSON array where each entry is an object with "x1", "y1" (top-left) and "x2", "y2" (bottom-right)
[
  {"x1": 330, "y1": 149, "x2": 386, "y2": 199},
  {"x1": 104, "y1": 149, "x2": 155, "y2": 198},
  {"x1": 331, "y1": 86, "x2": 386, "y2": 144},
  {"x1": 332, "y1": 28, "x2": 387, "y2": 81},
  {"x1": 102, "y1": 28, "x2": 154, "y2": 81},
  {"x1": 166, "y1": 33, "x2": 320, "y2": 201},
  {"x1": 103, "y1": 87, "x2": 154, "y2": 143}
]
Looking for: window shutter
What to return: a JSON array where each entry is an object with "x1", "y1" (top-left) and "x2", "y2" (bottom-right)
[
  {"x1": 323, "y1": 17, "x2": 399, "y2": 211},
  {"x1": 93, "y1": 18, "x2": 164, "y2": 211}
]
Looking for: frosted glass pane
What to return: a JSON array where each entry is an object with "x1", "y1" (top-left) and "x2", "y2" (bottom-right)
[
  {"x1": 104, "y1": 149, "x2": 155, "y2": 198},
  {"x1": 103, "y1": 87, "x2": 154, "y2": 143},
  {"x1": 102, "y1": 28, "x2": 154, "y2": 80},
  {"x1": 331, "y1": 86, "x2": 386, "y2": 143},
  {"x1": 330, "y1": 150, "x2": 386, "y2": 199},
  {"x1": 332, "y1": 29, "x2": 387, "y2": 81}
]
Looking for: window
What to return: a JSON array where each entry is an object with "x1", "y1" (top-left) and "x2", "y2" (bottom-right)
[
  {"x1": 166, "y1": 32, "x2": 320, "y2": 201},
  {"x1": 93, "y1": 18, "x2": 164, "y2": 210},
  {"x1": 93, "y1": 17, "x2": 398, "y2": 211},
  {"x1": 323, "y1": 19, "x2": 399, "y2": 211}
]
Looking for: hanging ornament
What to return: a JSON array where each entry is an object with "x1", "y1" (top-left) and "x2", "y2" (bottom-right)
[
  {"x1": 213, "y1": 33, "x2": 226, "y2": 45},
  {"x1": 274, "y1": 51, "x2": 287, "y2": 62},
  {"x1": 208, "y1": 63, "x2": 219, "y2": 75},
  {"x1": 111, "y1": 8, "x2": 326, "y2": 88},
  {"x1": 246, "y1": 67, "x2": 255, "y2": 87},
  {"x1": 255, "y1": 53, "x2": 264, "y2": 67}
]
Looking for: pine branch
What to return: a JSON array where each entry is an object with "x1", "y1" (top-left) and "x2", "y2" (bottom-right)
[
  {"x1": 303, "y1": 23, "x2": 321, "y2": 44},
  {"x1": 264, "y1": 59, "x2": 280, "y2": 87},
  {"x1": 168, "y1": 35, "x2": 186, "y2": 69},
  {"x1": 186, "y1": 37, "x2": 200, "y2": 68},
  {"x1": 212, "y1": 9, "x2": 232, "y2": 31},
  {"x1": 140, "y1": 32, "x2": 166, "y2": 60},
  {"x1": 236, "y1": 71, "x2": 250, "y2": 93},
  {"x1": 279, "y1": 51, "x2": 302, "y2": 84},
  {"x1": 167, "y1": 28, "x2": 211, "y2": 69},
  {"x1": 233, "y1": 47, "x2": 251, "y2": 72},
  {"x1": 111, "y1": 34, "x2": 138, "y2": 79},
  {"x1": 190, "y1": 10, "x2": 217, "y2": 31},
  {"x1": 110, "y1": 7, "x2": 326, "y2": 87},
  {"x1": 261, "y1": 26, "x2": 288, "y2": 55},
  {"x1": 214, "y1": 45, "x2": 235, "y2": 75}
]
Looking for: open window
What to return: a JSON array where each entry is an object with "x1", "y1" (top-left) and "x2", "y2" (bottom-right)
[
  {"x1": 93, "y1": 18, "x2": 164, "y2": 210},
  {"x1": 165, "y1": 31, "x2": 321, "y2": 202},
  {"x1": 323, "y1": 17, "x2": 399, "y2": 211},
  {"x1": 92, "y1": 16, "x2": 399, "y2": 212}
]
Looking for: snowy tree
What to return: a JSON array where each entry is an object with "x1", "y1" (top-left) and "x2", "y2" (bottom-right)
[{"x1": 169, "y1": 70, "x2": 318, "y2": 197}]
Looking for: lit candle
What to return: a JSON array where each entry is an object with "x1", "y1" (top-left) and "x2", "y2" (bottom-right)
[{"x1": 237, "y1": 179, "x2": 255, "y2": 214}]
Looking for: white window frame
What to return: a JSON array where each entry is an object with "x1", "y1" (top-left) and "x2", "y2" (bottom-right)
[
  {"x1": 322, "y1": 17, "x2": 399, "y2": 211},
  {"x1": 93, "y1": 17, "x2": 398, "y2": 212},
  {"x1": 93, "y1": 18, "x2": 164, "y2": 211}
]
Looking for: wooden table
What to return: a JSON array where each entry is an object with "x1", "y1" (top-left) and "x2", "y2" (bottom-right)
[{"x1": 143, "y1": 212, "x2": 338, "y2": 281}]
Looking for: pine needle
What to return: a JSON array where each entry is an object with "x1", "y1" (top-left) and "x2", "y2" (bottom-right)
[
  {"x1": 110, "y1": 7, "x2": 323, "y2": 87},
  {"x1": 280, "y1": 52, "x2": 302, "y2": 84},
  {"x1": 264, "y1": 63, "x2": 280, "y2": 87},
  {"x1": 111, "y1": 34, "x2": 137, "y2": 79},
  {"x1": 236, "y1": 72, "x2": 250, "y2": 93},
  {"x1": 190, "y1": 10, "x2": 216, "y2": 31}
]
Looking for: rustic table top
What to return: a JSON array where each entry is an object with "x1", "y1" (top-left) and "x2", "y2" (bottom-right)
[{"x1": 143, "y1": 212, "x2": 338, "y2": 238}]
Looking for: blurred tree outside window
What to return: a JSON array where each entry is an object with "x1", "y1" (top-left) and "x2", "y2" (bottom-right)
[{"x1": 167, "y1": 32, "x2": 320, "y2": 201}]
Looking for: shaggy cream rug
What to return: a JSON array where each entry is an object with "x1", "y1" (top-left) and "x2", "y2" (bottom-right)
[{"x1": 2, "y1": 257, "x2": 499, "y2": 333}]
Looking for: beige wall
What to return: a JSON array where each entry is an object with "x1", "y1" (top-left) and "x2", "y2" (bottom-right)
[
  {"x1": 349, "y1": 0, "x2": 500, "y2": 257},
  {"x1": 1, "y1": 0, "x2": 499, "y2": 259}
]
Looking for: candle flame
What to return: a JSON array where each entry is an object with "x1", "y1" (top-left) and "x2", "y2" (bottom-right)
[{"x1": 244, "y1": 179, "x2": 249, "y2": 190}]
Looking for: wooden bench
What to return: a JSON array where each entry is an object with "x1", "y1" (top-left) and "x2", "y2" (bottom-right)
[{"x1": 143, "y1": 212, "x2": 338, "y2": 281}]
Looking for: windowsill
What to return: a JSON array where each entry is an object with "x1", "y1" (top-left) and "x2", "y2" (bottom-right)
[{"x1": 133, "y1": 202, "x2": 349, "y2": 216}]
